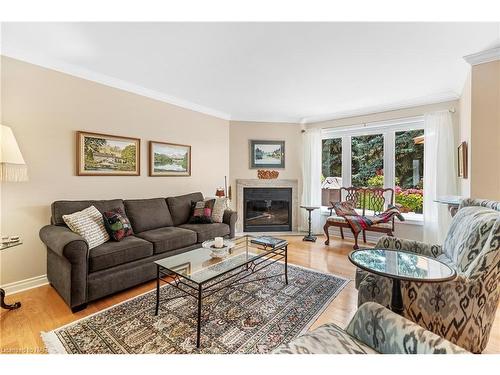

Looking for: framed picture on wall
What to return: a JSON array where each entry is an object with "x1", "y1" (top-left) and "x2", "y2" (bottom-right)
[
  {"x1": 149, "y1": 141, "x2": 191, "y2": 176},
  {"x1": 76, "y1": 131, "x2": 140, "y2": 176},
  {"x1": 250, "y1": 140, "x2": 285, "y2": 169},
  {"x1": 458, "y1": 141, "x2": 468, "y2": 179}
]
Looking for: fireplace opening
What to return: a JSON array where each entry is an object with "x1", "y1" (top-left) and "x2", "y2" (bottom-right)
[{"x1": 243, "y1": 187, "x2": 292, "y2": 232}]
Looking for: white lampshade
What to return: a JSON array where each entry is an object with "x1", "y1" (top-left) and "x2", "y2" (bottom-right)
[{"x1": 0, "y1": 125, "x2": 28, "y2": 182}]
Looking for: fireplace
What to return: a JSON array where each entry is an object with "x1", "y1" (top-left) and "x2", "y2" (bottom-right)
[{"x1": 243, "y1": 187, "x2": 292, "y2": 232}]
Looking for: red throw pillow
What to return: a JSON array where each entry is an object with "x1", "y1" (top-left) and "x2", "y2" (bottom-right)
[
  {"x1": 189, "y1": 199, "x2": 216, "y2": 224},
  {"x1": 102, "y1": 208, "x2": 134, "y2": 241}
]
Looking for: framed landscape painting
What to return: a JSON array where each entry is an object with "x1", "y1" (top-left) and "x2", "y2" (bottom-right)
[
  {"x1": 250, "y1": 140, "x2": 285, "y2": 168},
  {"x1": 149, "y1": 141, "x2": 191, "y2": 176},
  {"x1": 77, "y1": 131, "x2": 140, "y2": 176}
]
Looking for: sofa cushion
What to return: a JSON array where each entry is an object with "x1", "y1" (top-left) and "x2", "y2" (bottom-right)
[
  {"x1": 52, "y1": 199, "x2": 125, "y2": 226},
  {"x1": 273, "y1": 323, "x2": 378, "y2": 354},
  {"x1": 178, "y1": 223, "x2": 230, "y2": 243},
  {"x1": 443, "y1": 206, "x2": 500, "y2": 272},
  {"x1": 89, "y1": 236, "x2": 153, "y2": 273},
  {"x1": 62, "y1": 205, "x2": 110, "y2": 249},
  {"x1": 136, "y1": 227, "x2": 197, "y2": 254},
  {"x1": 188, "y1": 199, "x2": 216, "y2": 224},
  {"x1": 124, "y1": 198, "x2": 174, "y2": 233},
  {"x1": 102, "y1": 207, "x2": 134, "y2": 241},
  {"x1": 166, "y1": 192, "x2": 204, "y2": 226}
]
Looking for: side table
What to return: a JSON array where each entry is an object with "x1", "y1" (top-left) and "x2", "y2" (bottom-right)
[
  {"x1": 348, "y1": 248, "x2": 456, "y2": 315},
  {"x1": 300, "y1": 206, "x2": 320, "y2": 242},
  {"x1": 0, "y1": 238, "x2": 23, "y2": 310}
]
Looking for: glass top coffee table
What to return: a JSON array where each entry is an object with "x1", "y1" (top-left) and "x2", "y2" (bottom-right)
[
  {"x1": 154, "y1": 235, "x2": 288, "y2": 348},
  {"x1": 349, "y1": 248, "x2": 456, "y2": 315}
]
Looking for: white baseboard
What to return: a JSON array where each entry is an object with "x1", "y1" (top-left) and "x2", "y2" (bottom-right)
[{"x1": 1, "y1": 275, "x2": 49, "y2": 295}]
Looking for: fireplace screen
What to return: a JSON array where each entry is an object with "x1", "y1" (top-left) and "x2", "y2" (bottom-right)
[{"x1": 243, "y1": 187, "x2": 292, "y2": 232}]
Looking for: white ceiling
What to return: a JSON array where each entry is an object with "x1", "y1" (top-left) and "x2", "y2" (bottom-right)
[{"x1": 2, "y1": 22, "x2": 499, "y2": 123}]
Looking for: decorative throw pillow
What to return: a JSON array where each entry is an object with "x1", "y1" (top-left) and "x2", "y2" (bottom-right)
[
  {"x1": 102, "y1": 207, "x2": 134, "y2": 241},
  {"x1": 332, "y1": 201, "x2": 359, "y2": 217},
  {"x1": 189, "y1": 199, "x2": 216, "y2": 224},
  {"x1": 62, "y1": 206, "x2": 110, "y2": 249},
  {"x1": 211, "y1": 197, "x2": 228, "y2": 223}
]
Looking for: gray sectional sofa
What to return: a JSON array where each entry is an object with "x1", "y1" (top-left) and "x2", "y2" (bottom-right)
[{"x1": 39, "y1": 192, "x2": 237, "y2": 312}]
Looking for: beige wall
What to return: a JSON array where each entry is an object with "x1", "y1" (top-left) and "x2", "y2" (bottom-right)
[
  {"x1": 459, "y1": 71, "x2": 472, "y2": 197},
  {"x1": 228, "y1": 121, "x2": 302, "y2": 228},
  {"x1": 0, "y1": 57, "x2": 230, "y2": 285},
  {"x1": 470, "y1": 60, "x2": 500, "y2": 200}
]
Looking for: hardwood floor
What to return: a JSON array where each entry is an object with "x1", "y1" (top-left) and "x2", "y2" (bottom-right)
[{"x1": 1, "y1": 235, "x2": 499, "y2": 354}]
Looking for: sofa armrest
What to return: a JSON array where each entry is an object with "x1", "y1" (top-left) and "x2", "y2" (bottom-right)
[
  {"x1": 223, "y1": 209, "x2": 238, "y2": 238},
  {"x1": 346, "y1": 302, "x2": 468, "y2": 354},
  {"x1": 375, "y1": 236, "x2": 443, "y2": 258},
  {"x1": 39, "y1": 225, "x2": 89, "y2": 263}
]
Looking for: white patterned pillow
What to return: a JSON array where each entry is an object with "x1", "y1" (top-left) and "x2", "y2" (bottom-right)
[
  {"x1": 211, "y1": 197, "x2": 228, "y2": 223},
  {"x1": 63, "y1": 206, "x2": 110, "y2": 249}
]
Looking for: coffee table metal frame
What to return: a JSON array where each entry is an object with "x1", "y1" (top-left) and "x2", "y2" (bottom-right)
[
  {"x1": 154, "y1": 236, "x2": 288, "y2": 349},
  {"x1": 348, "y1": 248, "x2": 456, "y2": 315}
]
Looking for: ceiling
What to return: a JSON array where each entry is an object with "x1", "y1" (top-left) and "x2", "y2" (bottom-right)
[{"x1": 2, "y1": 22, "x2": 499, "y2": 123}]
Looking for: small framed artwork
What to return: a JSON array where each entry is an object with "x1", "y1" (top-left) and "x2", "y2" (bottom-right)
[
  {"x1": 149, "y1": 141, "x2": 191, "y2": 176},
  {"x1": 76, "y1": 131, "x2": 140, "y2": 176},
  {"x1": 458, "y1": 141, "x2": 468, "y2": 179},
  {"x1": 250, "y1": 140, "x2": 285, "y2": 169}
]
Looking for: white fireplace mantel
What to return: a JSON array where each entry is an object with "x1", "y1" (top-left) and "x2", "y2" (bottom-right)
[{"x1": 235, "y1": 179, "x2": 299, "y2": 233}]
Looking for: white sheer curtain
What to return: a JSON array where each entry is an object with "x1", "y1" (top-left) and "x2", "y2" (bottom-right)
[
  {"x1": 301, "y1": 128, "x2": 322, "y2": 234},
  {"x1": 423, "y1": 111, "x2": 458, "y2": 244}
]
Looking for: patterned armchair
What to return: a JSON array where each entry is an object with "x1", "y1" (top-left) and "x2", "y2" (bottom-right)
[
  {"x1": 273, "y1": 302, "x2": 467, "y2": 354},
  {"x1": 355, "y1": 198, "x2": 500, "y2": 353}
]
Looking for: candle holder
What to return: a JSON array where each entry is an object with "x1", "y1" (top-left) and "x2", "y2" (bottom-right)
[{"x1": 202, "y1": 239, "x2": 235, "y2": 259}]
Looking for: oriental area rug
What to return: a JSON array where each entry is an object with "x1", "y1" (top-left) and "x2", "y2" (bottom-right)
[{"x1": 42, "y1": 263, "x2": 348, "y2": 354}]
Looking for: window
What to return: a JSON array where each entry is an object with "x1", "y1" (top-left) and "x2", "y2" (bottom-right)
[
  {"x1": 351, "y1": 134, "x2": 383, "y2": 187},
  {"x1": 321, "y1": 138, "x2": 342, "y2": 206},
  {"x1": 395, "y1": 130, "x2": 424, "y2": 215},
  {"x1": 322, "y1": 138, "x2": 342, "y2": 178},
  {"x1": 321, "y1": 117, "x2": 425, "y2": 218}
]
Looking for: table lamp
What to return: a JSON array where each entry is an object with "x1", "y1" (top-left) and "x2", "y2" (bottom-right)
[{"x1": 1, "y1": 125, "x2": 28, "y2": 182}]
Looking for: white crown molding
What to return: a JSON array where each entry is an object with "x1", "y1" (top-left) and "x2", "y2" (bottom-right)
[
  {"x1": 229, "y1": 117, "x2": 300, "y2": 125},
  {"x1": 464, "y1": 46, "x2": 500, "y2": 66},
  {"x1": 1, "y1": 52, "x2": 232, "y2": 121},
  {"x1": 301, "y1": 92, "x2": 460, "y2": 124},
  {"x1": 1, "y1": 274, "x2": 49, "y2": 295}
]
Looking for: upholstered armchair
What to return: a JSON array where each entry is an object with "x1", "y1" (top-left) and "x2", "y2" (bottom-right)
[
  {"x1": 355, "y1": 199, "x2": 500, "y2": 353},
  {"x1": 274, "y1": 302, "x2": 467, "y2": 354}
]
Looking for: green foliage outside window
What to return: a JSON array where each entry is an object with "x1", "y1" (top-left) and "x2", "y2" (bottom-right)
[{"x1": 322, "y1": 129, "x2": 425, "y2": 214}]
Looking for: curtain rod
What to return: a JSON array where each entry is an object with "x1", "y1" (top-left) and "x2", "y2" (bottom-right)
[{"x1": 304, "y1": 107, "x2": 457, "y2": 134}]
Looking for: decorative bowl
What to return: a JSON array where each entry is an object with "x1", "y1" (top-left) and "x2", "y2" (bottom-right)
[{"x1": 202, "y1": 239, "x2": 235, "y2": 259}]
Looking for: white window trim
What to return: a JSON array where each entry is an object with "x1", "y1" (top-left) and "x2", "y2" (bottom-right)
[{"x1": 321, "y1": 115, "x2": 425, "y2": 218}]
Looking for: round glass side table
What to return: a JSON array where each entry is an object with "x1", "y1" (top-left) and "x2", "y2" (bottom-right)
[
  {"x1": 348, "y1": 248, "x2": 456, "y2": 315},
  {"x1": 0, "y1": 238, "x2": 23, "y2": 310}
]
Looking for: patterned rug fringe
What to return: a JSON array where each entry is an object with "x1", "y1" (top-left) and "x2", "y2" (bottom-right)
[{"x1": 41, "y1": 331, "x2": 67, "y2": 354}]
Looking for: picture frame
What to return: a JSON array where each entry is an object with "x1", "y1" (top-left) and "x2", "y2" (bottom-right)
[
  {"x1": 249, "y1": 140, "x2": 285, "y2": 169},
  {"x1": 76, "y1": 131, "x2": 140, "y2": 176},
  {"x1": 149, "y1": 141, "x2": 191, "y2": 177},
  {"x1": 458, "y1": 141, "x2": 468, "y2": 179}
]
